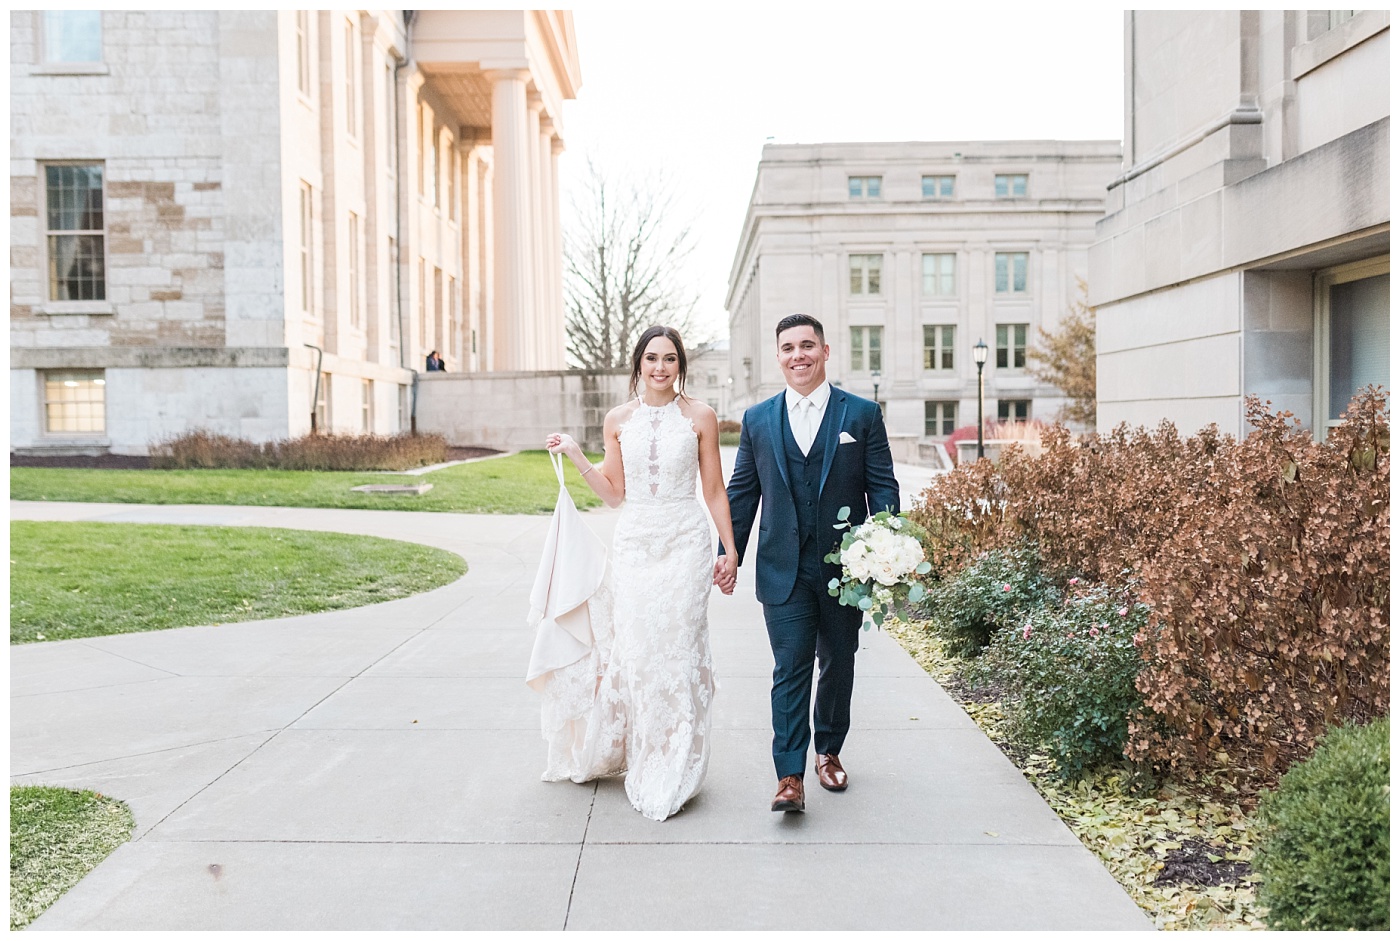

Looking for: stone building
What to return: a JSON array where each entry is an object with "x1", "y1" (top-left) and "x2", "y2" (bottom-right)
[
  {"x1": 1091, "y1": 11, "x2": 1389, "y2": 436},
  {"x1": 10, "y1": 10, "x2": 580, "y2": 454},
  {"x1": 726, "y1": 141, "x2": 1120, "y2": 449}
]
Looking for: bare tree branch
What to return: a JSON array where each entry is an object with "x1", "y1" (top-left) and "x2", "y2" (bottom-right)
[{"x1": 563, "y1": 160, "x2": 705, "y2": 368}]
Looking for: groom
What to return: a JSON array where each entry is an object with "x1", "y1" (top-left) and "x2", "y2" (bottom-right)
[{"x1": 718, "y1": 314, "x2": 900, "y2": 812}]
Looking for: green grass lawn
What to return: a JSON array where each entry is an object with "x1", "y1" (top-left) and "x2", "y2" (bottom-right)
[
  {"x1": 9, "y1": 450, "x2": 604, "y2": 514},
  {"x1": 10, "y1": 521, "x2": 467, "y2": 644},
  {"x1": 10, "y1": 786, "x2": 134, "y2": 929}
]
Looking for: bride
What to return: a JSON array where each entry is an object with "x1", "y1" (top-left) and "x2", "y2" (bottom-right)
[{"x1": 542, "y1": 325, "x2": 738, "y2": 821}]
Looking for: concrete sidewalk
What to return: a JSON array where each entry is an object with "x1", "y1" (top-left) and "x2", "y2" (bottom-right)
[{"x1": 11, "y1": 500, "x2": 1149, "y2": 930}]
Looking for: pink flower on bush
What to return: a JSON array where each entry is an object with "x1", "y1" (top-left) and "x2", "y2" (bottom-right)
[
  {"x1": 1100, "y1": 623, "x2": 1109, "y2": 631},
  {"x1": 1118, "y1": 607, "x2": 1129, "y2": 617},
  {"x1": 1068, "y1": 577, "x2": 1080, "y2": 586},
  {"x1": 1066, "y1": 631, "x2": 1075, "y2": 639},
  {"x1": 1089, "y1": 627, "x2": 1100, "y2": 637},
  {"x1": 1002, "y1": 584, "x2": 1012, "y2": 592},
  {"x1": 1022, "y1": 624, "x2": 1032, "y2": 640}
]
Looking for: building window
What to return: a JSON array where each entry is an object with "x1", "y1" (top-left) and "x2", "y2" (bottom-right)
[
  {"x1": 426, "y1": 116, "x2": 439, "y2": 208},
  {"x1": 361, "y1": 379, "x2": 374, "y2": 432},
  {"x1": 849, "y1": 254, "x2": 882, "y2": 295},
  {"x1": 921, "y1": 175, "x2": 954, "y2": 199},
  {"x1": 996, "y1": 323, "x2": 1028, "y2": 369},
  {"x1": 383, "y1": 63, "x2": 395, "y2": 166},
  {"x1": 42, "y1": 11, "x2": 101, "y2": 64},
  {"x1": 433, "y1": 266, "x2": 443, "y2": 350},
  {"x1": 298, "y1": 181, "x2": 313, "y2": 314},
  {"x1": 922, "y1": 252, "x2": 955, "y2": 296},
  {"x1": 387, "y1": 235, "x2": 399, "y2": 344},
  {"x1": 43, "y1": 370, "x2": 105, "y2": 435},
  {"x1": 417, "y1": 258, "x2": 427, "y2": 344},
  {"x1": 924, "y1": 400, "x2": 957, "y2": 436},
  {"x1": 1318, "y1": 258, "x2": 1389, "y2": 429},
  {"x1": 295, "y1": 11, "x2": 311, "y2": 95},
  {"x1": 994, "y1": 174, "x2": 1028, "y2": 198},
  {"x1": 447, "y1": 274, "x2": 457, "y2": 357},
  {"x1": 315, "y1": 372, "x2": 330, "y2": 431},
  {"x1": 397, "y1": 384, "x2": 409, "y2": 432},
  {"x1": 995, "y1": 252, "x2": 1029, "y2": 293},
  {"x1": 998, "y1": 399, "x2": 1031, "y2": 423},
  {"x1": 416, "y1": 105, "x2": 427, "y2": 197},
  {"x1": 347, "y1": 212, "x2": 361, "y2": 328},
  {"x1": 447, "y1": 142, "x2": 457, "y2": 220},
  {"x1": 923, "y1": 325, "x2": 955, "y2": 370},
  {"x1": 847, "y1": 176, "x2": 881, "y2": 198},
  {"x1": 344, "y1": 19, "x2": 359, "y2": 140},
  {"x1": 1328, "y1": 10, "x2": 1356, "y2": 29},
  {"x1": 850, "y1": 326, "x2": 883, "y2": 373},
  {"x1": 45, "y1": 164, "x2": 105, "y2": 301}
]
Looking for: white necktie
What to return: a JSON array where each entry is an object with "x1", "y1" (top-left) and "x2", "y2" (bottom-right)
[{"x1": 795, "y1": 399, "x2": 817, "y2": 456}]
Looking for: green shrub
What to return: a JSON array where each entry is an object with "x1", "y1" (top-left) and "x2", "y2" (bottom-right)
[
  {"x1": 1254, "y1": 718, "x2": 1390, "y2": 931},
  {"x1": 973, "y1": 582, "x2": 1148, "y2": 779},
  {"x1": 922, "y1": 545, "x2": 1055, "y2": 658}
]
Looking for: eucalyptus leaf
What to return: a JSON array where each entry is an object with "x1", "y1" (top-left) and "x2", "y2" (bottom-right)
[
  {"x1": 837, "y1": 506, "x2": 851, "y2": 521},
  {"x1": 915, "y1": 561, "x2": 932, "y2": 575},
  {"x1": 858, "y1": 596, "x2": 872, "y2": 611}
]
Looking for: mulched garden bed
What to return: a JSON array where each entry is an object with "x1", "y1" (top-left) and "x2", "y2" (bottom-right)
[{"x1": 11, "y1": 446, "x2": 501, "y2": 470}]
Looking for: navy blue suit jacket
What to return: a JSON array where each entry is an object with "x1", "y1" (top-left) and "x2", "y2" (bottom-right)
[{"x1": 726, "y1": 386, "x2": 901, "y2": 606}]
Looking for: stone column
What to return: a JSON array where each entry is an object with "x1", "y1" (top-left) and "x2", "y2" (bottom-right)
[
  {"x1": 550, "y1": 135, "x2": 566, "y2": 370},
  {"x1": 525, "y1": 91, "x2": 546, "y2": 369},
  {"x1": 486, "y1": 69, "x2": 533, "y2": 371},
  {"x1": 462, "y1": 140, "x2": 481, "y2": 373},
  {"x1": 480, "y1": 151, "x2": 496, "y2": 372},
  {"x1": 539, "y1": 117, "x2": 562, "y2": 368}
]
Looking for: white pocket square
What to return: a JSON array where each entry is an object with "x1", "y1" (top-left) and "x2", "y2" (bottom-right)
[{"x1": 839, "y1": 432, "x2": 857, "y2": 444}]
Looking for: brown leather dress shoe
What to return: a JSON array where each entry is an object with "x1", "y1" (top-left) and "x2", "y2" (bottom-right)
[
  {"x1": 815, "y1": 753, "x2": 848, "y2": 791},
  {"x1": 771, "y1": 774, "x2": 805, "y2": 812}
]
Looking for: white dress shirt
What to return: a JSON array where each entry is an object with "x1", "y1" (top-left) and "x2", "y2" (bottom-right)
[{"x1": 785, "y1": 381, "x2": 832, "y2": 456}]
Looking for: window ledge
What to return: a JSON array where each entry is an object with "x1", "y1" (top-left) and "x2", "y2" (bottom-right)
[
  {"x1": 34, "y1": 437, "x2": 111, "y2": 448},
  {"x1": 38, "y1": 301, "x2": 115, "y2": 316},
  {"x1": 29, "y1": 62, "x2": 108, "y2": 76},
  {"x1": 1292, "y1": 10, "x2": 1389, "y2": 79}
]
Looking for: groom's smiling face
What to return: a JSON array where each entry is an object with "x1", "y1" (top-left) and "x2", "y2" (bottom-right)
[{"x1": 777, "y1": 325, "x2": 830, "y2": 396}]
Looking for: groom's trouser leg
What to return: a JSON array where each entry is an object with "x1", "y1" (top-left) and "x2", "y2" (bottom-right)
[
  {"x1": 763, "y1": 585, "x2": 820, "y2": 780},
  {"x1": 813, "y1": 596, "x2": 861, "y2": 757}
]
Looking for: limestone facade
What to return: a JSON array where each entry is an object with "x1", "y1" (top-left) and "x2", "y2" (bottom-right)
[
  {"x1": 10, "y1": 10, "x2": 580, "y2": 454},
  {"x1": 726, "y1": 141, "x2": 1120, "y2": 442},
  {"x1": 1091, "y1": 11, "x2": 1389, "y2": 436}
]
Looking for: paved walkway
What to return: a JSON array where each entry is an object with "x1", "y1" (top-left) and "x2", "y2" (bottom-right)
[{"x1": 11, "y1": 496, "x2": 1150, "y2": 930}]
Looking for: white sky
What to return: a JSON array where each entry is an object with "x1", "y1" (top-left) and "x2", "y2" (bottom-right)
[{"x1": 557, "y1": 6, "x2": 1126, "y2": 343}]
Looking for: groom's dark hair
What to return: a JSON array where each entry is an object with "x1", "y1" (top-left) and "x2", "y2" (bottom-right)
[{"x1": 775, "y1": 314, "x2": 824, "y2": 344}]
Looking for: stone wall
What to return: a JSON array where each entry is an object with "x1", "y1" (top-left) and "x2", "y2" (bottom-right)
[{"x1": 414, "y1": 368, "x2": 631, "y2": 452}]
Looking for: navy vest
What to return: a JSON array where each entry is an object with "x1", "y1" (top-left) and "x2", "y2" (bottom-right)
[{"x1": 781, "y1": 399, "x2": 833, "y2": 552}]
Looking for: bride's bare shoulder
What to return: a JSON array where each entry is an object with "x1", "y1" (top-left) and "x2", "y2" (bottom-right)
[
  {"x1": 604, "y1": 400, "x2": 639, "y2": 426},
  {"x1": 678, "y1": 396, "x2": 717, "y2": 429}
]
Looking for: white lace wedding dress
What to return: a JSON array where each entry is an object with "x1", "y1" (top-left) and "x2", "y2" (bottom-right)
[{"x1": 539, "y1": 398, "x2": 716, "y2": 820}]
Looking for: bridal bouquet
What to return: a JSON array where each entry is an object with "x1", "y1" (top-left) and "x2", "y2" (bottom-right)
[{"x1": 825, "y1": 508, "x2": 932, "y2": 629}]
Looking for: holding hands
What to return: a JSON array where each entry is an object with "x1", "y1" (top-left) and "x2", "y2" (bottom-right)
[{"x1": 713, "y1": 554, "x2": 737, "y2": 595}]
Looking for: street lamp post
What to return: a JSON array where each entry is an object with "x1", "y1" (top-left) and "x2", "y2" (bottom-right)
[
  {"x1": 871, "y1": 367, "x2": 881, "y2": 413},
  {"x1": 973, "y1": 339, "x2": 989, "y2": 460}
]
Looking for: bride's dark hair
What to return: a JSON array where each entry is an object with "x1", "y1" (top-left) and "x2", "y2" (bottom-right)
[{"x1": 628, "y1": 325, "x2": 689, "y2": 399}]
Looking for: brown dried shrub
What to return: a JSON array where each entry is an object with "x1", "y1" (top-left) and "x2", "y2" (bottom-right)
[
  {"x1": 717, "y1": 419, "x2": 742, "y2": 434},
  {"x1": 908, "y1": 389, "x2": 1390, "y2": 783},
  {"x1": 1129, "y1": 390, "x2": 1389, "y2": 780},
  {"x1": 151, "y1": 429, "x2": 449, "y2": 471}
]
